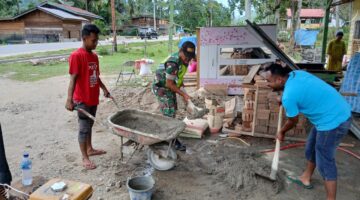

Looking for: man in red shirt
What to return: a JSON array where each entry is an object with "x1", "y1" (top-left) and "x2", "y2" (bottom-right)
[{"x1": 65, "y1": 24, "x2": 110, "y2": 170}]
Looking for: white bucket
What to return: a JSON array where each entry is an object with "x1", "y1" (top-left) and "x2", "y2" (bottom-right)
[
  {"x1": 139, "y1": 63, "x2": 152, "y2": 76},
  {"x1": 208, "y1": 115, "x2": 223, "y2": 134},
  {"x1": 127, "y1": 176, "x2": 155, "y2": 200}
]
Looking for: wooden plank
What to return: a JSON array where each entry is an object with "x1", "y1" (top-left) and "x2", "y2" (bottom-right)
[
  {"x1": 223, "y1": 127, "x2": 306, "y2": 142},
  {"x1": 196, "y1": 28, "x2": 200, "y2": 89},
  {"x1": 251, "y1": 85, "x2": 259, "y2": 136},
  {"x1": 341, "y1": 92, "x2": 358, "y2": 97},
  {"x1": 184, "y1": 82, "x2": 197, "y2": 87},
  {"x1": 23, "y1": 10, "x2": 62, "y2": 25},
  {"x1": 243, "y1": 64, "x2": 261, "y2": 84}
]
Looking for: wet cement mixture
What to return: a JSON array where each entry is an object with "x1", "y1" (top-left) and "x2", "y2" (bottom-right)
[{"x1": 109, "y1": 109, "x2": 185, "y2": 140}]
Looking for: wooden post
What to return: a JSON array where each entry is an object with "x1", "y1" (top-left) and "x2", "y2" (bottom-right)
[
  {"x1": 196, "y1": 28, "x2": 200, "y2": 89},
  {"x1": 321, "y1": 0, "x2": 333, "y2": 63},
  {"x1": 251, "y1": 85, "x2": 259, "y2": 136}
]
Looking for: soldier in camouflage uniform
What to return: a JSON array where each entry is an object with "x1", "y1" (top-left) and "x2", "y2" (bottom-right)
[
  {"x1": 152, "y1": 41, "x2": 195, "y2": 118},
  {"x1": 152, "y1": 41, "x2": 196, "y2": 151}
]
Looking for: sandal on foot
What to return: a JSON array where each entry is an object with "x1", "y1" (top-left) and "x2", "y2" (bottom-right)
[{"x1": 287, "y1": 175, "x2": 313, "y2": 189}]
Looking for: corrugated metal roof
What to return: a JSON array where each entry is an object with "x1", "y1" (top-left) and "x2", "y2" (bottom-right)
[
  {"x1": 39, "y1": 7, "x2": 88, "y2": 21},
  {"x1": 287, "y1": 9, "x2": 325, "y2": 18},
  {"x1": 46, "y1": 2, "x2": 102, "y2": 20},
  {"x1": 331, "y1": 0, "x2": 354, "y2": 7}
]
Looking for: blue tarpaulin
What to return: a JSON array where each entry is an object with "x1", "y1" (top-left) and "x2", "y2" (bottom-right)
[
  {"x1": 295, "y1": 29, "x2": 319, "y2": 46},
  {"x1": 340, "y1": 52, "x2": 360, "y2": 113},
  {"x1": 178, "y1": 36, "x2": 197, "y2": 48}
]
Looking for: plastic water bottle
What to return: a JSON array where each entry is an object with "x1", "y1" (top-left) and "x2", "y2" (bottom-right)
[{"x1": 20, "y1": 152, "x2": 32, "y2": 186}]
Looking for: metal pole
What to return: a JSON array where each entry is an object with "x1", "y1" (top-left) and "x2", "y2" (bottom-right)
[
  {"x1": 321, "y1": 0, "x2": 333, "y2": 63},
  {"x1": 168, "y1": 0, "x2": 174, "y2": 54}
]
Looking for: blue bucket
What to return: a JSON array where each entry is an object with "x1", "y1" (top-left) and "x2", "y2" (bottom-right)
[{"x1": 127, "y1": 176, "x2": 155, "y2": 200}]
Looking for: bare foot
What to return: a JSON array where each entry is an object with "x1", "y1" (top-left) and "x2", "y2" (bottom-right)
[
  {"x1": 87, "y1": 149, "x2": 107, "y2": 156},
  {"x1": 82, "y1": 158, "x2": 96, "y2": 170}
]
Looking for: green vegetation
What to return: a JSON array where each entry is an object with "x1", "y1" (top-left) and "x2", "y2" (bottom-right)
[
  {"x1": 0, "y1": 41, "x2": 176, "y2": 81},
  {"x1": 316, "y1": 26, "x2": 351, "y2": 49},
  {"x1": 0, "y1": 49, "x2": 76, "y2": 61}
]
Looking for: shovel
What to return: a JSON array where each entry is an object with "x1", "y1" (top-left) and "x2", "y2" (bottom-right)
[
  {"x1": 110, "y1": 96, "x2": 121, "y2": 111},
  {"x1": 269, "y1": 105, "x2": 283, "y2": 180}
]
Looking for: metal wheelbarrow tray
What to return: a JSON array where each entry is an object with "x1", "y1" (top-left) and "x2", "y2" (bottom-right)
[
  {"x1": 108, "y1": 109, "x2": 186, "y2": 171},
  {"x1": 107, "y1": 109, "x2": 186, "y2": 146}
]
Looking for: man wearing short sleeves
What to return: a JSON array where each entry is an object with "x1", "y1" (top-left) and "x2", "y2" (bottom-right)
[
  {"x1": 65, "y1": 24, "x2": 111, "y2": 170},
  {"x1": 263, "y1": 63, "x2": 351, "y2": 200}
]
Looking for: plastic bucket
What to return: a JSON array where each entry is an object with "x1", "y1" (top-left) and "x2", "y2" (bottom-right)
[{"x1": 127, "y1": 176, "x2": 155, "y2": 200}]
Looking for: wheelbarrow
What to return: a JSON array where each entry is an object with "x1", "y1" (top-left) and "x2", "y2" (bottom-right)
[{"x1": 77, "y1": 108, "x2": 186, "y2": 171}]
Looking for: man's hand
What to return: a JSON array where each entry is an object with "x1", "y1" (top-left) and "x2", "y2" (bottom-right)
[
  {"x1": 276, "y1": 130, "x2": 285, "y2": 142},
  {"x1": 183, "y1": 93, "x2": 191, "y2": 103},
  {"x1": 65, "y1": 99, "x2": 74, "y2": 111},
  {"x1": 103, "y1": 89, "x2": 111, "y2": 98}
]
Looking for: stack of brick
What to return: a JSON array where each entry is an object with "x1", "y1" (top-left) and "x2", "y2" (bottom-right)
[
  {"x1": 272, "y1": 92, "x2": 308, "y2": 137},
  {"x1": 251, "y1": 78, "x2": 308, "y2": 138},
  {"x1": 242, "y1": 88, "x2": 255, "y2": 132},
  {"x1": 254, "y1": 88, "x2": 271, "y2": 133}
]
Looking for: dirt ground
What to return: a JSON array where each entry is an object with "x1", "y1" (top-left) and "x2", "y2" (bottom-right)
[{"x1": 1, "y1": 75, "x2": 360, "y2": 200}]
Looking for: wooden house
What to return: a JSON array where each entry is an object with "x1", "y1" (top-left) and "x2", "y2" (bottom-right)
[
  {"x1": 0, "y1": 2, "x2": 102, "y2": 43},
  {"x1": 121, "y1": 15, "x2": 169, "y2": 35},
  {"x1": 286, "y1": 9, "x2": 325, "y2": 30}
]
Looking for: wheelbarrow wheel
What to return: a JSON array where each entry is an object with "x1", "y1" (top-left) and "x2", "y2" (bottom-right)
[{"x1": 147, "y1": 143, "x2": 177, "y2": 171}]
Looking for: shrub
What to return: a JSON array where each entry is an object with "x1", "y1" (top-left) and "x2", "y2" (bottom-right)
[
  {"x1": 278, "y1": 31, "x2": 290, "y2": 42},
  {"x1": 94, "y1": 19, "x2": 109, "y2": 35},
  {"x1": 98, "y1": 47, "x2": 110, "y2": 56},
  {"x1": 119, "y1": 48, "x2": 129, "y2": 53}
]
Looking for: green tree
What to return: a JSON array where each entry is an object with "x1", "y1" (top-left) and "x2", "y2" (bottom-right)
[
  {"x1": 0, "y1": 0, "x2": 20, "y2": 18},
  {"x1": 174, "y1": 0, "x2": 231, "y2": 31}
]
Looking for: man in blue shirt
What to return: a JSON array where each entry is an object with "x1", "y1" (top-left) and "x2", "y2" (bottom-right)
[{"x1": 263, "y1": 63, "x2": 351, "y2": 200}]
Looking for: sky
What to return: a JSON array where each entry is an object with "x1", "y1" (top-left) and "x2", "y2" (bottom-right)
[{"x1": 215, "y1": 0, "x2": 229, "y2": 8}]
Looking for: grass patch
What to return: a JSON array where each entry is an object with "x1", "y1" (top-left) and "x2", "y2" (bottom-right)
[
  {"x1": 0, "y1": 41, "x2": 176, "y2": 81},
  {"x1": 0, "y1": 48, "x2": 76, "y2": 61}
]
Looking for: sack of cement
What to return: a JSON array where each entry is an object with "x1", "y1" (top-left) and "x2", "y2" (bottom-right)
[
  {"x1": 224, "y1": 98, "x2": 237, "y2": 118},
  {"x1": 186, "y1": 100, "x2": 208, "y2": 119},
  {"x1": 180, "y1": 117, "x2": 209, "y2": 139}
]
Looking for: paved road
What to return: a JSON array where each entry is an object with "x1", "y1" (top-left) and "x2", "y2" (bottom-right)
[{"x1": 0, "y1": 35, "x2": 169, "y2": 57}]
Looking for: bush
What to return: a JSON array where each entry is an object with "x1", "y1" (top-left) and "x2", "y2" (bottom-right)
[
  {"x1": 278, "y1": 31, "x2": 290, "y2": 42},
  {"x1": 122, "y1": 28, "x2": 138, "y2": 36},
  {"x1": 149, "y1": 52, "x2": 155, "y2": 57},
  {"x1": 94, "y1": 19, "x2": 109, "y2": 35},
  {"x1": 98, "y1": 47, "x2": 110, "y2": 56},
  {"x1": 119, "y1": 48, "x2": 129, "y2": 53}
]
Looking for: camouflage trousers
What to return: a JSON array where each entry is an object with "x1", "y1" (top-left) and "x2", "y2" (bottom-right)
[{"x1": 151, "y1": 85, "x2": 177, "y2": 118}]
